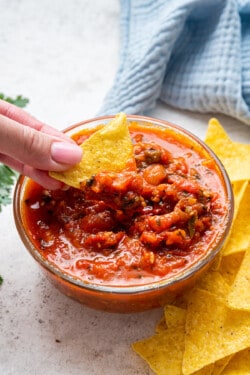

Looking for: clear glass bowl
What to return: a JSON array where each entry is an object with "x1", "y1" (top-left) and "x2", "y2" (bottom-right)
[{"x1": 13, "y1": 115, "x2": 234, "y2": 313}]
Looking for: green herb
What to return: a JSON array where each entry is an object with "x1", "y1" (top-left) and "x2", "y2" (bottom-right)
[
  {"x1": 188, "y1": 215, "x2": 196, "y2": 238},
  {"x1": 0, "y1": 275, "x2": 3, "y2": 285},
  {"x1": 0, "y1": 93, "x2": 29, "y2": 108},
  {"x1": 0, "y1": 165, "x2": 18, "y2": 212}
]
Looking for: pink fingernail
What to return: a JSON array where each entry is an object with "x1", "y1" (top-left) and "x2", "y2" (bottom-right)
[{"x1": 51, "y1": 142, "x2": 83, "y2": 164}]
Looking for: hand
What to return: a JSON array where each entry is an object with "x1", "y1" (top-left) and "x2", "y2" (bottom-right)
[{"x1": 0, "y1": 99, "x2": 83, "y2": 189}]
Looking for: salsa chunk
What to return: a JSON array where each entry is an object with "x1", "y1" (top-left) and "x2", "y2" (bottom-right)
[{"x1": 22, "y1": 122, "x2": 229, "y2": 286}]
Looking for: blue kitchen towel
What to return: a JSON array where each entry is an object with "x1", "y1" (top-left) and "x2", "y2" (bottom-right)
[{"x1": 99, "y1": 0, "x2": 250, "y2": 126}]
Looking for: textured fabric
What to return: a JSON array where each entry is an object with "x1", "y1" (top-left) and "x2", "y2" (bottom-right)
[{"x1": 99, "y1": 0, "x2": 250, "y2": 126}]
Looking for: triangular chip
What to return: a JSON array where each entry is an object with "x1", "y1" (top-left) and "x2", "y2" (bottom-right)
[
  {"x1": 219, "y1": 251, "x2": 245, "y2": 286},
  {"x1": 205, "y1": 118, "x2": 250, "y2": 182},
  {"x1": 132, "y1": 326, "x2": 185, "y2": 375},
  {"x1": 222, "y1": 348, "x2": 250, "y2": 374},
  {"x1": 223, "y1": 183, "x2": 250, "y2": 256},
  {"x1": 50, "y1": 113, "x2": 134, "y2": 188},
  {"x1": 164, "y1": 305, "x2": 186, "y2": 328},
  {"x1": 212, "y1": 355, "x2": 234, "y2": 375},
  {"x1": 232, "y1": 180, "x2": 248, "y2": 220},
  {"x1": 227, "y1": 248, "x2": 250, "y2": 311},
  {"x1": 196, "y1": 269, "x2": 230, "y2": 299},
  {"x1": 182, "y1": 288, "x2": 250, "y2": 375}
]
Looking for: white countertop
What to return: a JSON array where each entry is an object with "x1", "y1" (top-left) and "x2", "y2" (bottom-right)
[{"x1": 0, "y1": 1, "x2": 250, "y2": 374}]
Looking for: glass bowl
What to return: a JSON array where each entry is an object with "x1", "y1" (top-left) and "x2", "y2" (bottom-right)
[{"x1": 13, "y1": 115, "x2": 234, "y2": 313}]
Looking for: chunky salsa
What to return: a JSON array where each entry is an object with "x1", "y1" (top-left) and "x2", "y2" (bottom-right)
[{"x1": 22, "y1": 121, "x2": 229, "y2": 286}]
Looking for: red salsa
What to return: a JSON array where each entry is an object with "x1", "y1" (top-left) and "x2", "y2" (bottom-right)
[{"x1": 22, "y1": 122, "x2": 229, "y2": 286}]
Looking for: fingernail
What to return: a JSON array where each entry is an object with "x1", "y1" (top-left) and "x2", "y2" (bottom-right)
[{"x1": 51, "y1": 142, "x2": 83, "y2": 164}]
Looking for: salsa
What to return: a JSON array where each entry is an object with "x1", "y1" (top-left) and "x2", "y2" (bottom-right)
[{"x1": 22, "y1": 121, "x2": 229, "y2": 286}]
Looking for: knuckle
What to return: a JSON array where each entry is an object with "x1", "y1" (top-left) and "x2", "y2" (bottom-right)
[
  {"x1": 2, "y1": 104, "x2": 16, "y2": 120},
  {"x1": 22, "y1": 127, "x2": 38, "y2": 153},
  {"x1": 22, "y1": 127, "x2": 50, "y2": 167}
]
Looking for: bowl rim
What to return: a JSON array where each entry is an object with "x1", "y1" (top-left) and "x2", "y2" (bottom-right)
[{"x1": 13, "y1": 114, "x2": 234, "y2": 295}]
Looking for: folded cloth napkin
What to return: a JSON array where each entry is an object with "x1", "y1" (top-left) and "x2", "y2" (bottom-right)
[{"x1": 99, "y1": 0, "x2": 250, "y2": 126}]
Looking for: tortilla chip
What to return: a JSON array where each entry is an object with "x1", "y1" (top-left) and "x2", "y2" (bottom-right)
[
  {"x1": 219, "y1": 252, "x2": 245, "y2": 286},
  {"x1": 182, "y1": 288, "x2": 250, "y2": 375},
  {"x1": 205, "y1": 118, "x2": 250, "y2": 182},
  {"x1": 155, "y1": 315, "x2": 168, "y2": 333},
  {"x1": 164, "y1": 305, "x2": 186, "y2": 328},
  {"x1": 223, "y1": 183, "x2": 250, "y2": 256},
  {"x1": 156, "y1": 305, "x2": 186, "y2": 334},
  {"x1": 227, "y1": 248, "x2": 250, "y2": 311},
  {"x1": 50, "y1": 113, "x2": 134, "y2": 188},
  {"x1": 132, "y1": 118, "x2": 250, "y2": 375},
  {"x1": 196, "y1": 270, "x2": 230, "y2": 299},
  {"x1": 222, "y1": 348, "x2": 250, "y2": 374},
  {"x1": 193, "y1": 365, "x2": 214, "y2": 375},
  {"x1": 132, "y1": 326, "x2": 185, "y2": 375},
  {"x1": 232, "y1": 180, "x2": 248, "y2": 220},
  {"x1": 212, "y1": 355, "x2": 234, "y2": 375}
]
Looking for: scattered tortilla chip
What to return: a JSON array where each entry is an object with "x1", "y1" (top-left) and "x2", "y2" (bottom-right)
[
  {"x1": 222, "y1": 348, "x2": 250, "y2": 374},
  {"x1": 193, "y1": 364, "x2": 215, "y2": 375},
  {"x1": 132, "y1": 326, "x2": 185, "y2": 375},
  {"x1": 164, "y1": 305, "x2": 186, "y2": 328},
  {"x1": 196, "y1": 270, "x2": 230, "y2": 299},
  {"x1": 219, "y1": 180, "x2": 249, "y2": 256},
  {"x1": 210, "y1": 253, "x2": 223, "y2": 271},
  {"x1": 132, "y1": 118, "x2": 250, "y2": 375},
  {"x1": 205, "y1": 118, "x2": 250, "y2": 182},
  {"x1": 212, "y1": 355, "x2": 234, "y2": 375},
  {"x1": 155, "y1": 315, "x2": 168, "y2": 333},
  {"x1": 232, "y1": 180, "x2": 248, "y2": 220},
  {"x1": 218, "y1": 252, "x2": 244, "y2": 286},
  {"x1": 50, "y1": 112, "x2": 134, "y2": 188},
  {"x1": 223, "y1": 183, "x2": 250, "y2": 256},
  {"x1": 182, "y1": 288, "x2": 250, "y2": 375},
  {"x1": 227, "y1": 248, "x2": 250, "y2": 311}
]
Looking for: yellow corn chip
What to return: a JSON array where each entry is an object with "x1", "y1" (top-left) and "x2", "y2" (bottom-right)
[
  {"x1": 212, "y1": 355, "x2": 234, "y2": 375},
  {"x1": 155, "y1": 315, "x2": 168, "y2": 333},
  {"x1": 219, "y1": 252, "x2": 245, "y2": 286},
  {"x1": 182, "y1": 288, "x2": 250, "y2": 375},
  {"x1": 232, "y1": 180, "x2": 248, "y2": 220},
  {"x1": 219, "y1": 181, "x2": 249, "y2": 257},
  {"x1": 196, "y1": 270, "x2": 230, "y2": 299},
  {"x1": 205, "y1": 118, "x2": 250, "y2": 182},
  {"x1": 222, "y1": 348, "x2": 250, "y2": 374},
  {"x1": 132, "y1": 326, "x2": 185, "y2": 375},
  {"x1": 50, "y1": 112, "x2": 134, "y2": 188},
  {"x1": 132, "y1": 118, "x2": 250, "y2": 375},
  {"x1": 192, "y1": 365, "x2": 215, "y2": 375},
  {"x1": 227, "y1": 248, "x2": 250, "y2": 311},
  {"x1": 164, "y1": 305, "x2": 186, "y2": 328},
  {"x1": 223, "y1": 183, "x2": 250, "y2": 256}
]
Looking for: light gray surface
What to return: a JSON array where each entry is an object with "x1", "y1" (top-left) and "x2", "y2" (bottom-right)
[{"x1": 0, "y1": 1, "x2": 250, "y2": 374}]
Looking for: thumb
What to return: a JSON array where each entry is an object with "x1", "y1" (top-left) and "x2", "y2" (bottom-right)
[{"x1": 0, "y1": 115, "x2": 83, "y2": 171}]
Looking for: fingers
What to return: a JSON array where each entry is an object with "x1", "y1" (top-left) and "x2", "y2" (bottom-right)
[
  {"x1": 23, "y1": 167, "x2": 65, "y2": 190},
  {"x1": 0, "y1": 99, "x2": 44, "y2": 128},
  {"x1": 0, "y1": 114, "x2": 83, "y2": 172},
  {"x1": 0, "y1": 99, "x2": 83, "y2": 189},
  {"x1": 0, "y1": 154, "x2": 64, "y2": 189},
  {"x1": 0, "y1": 99, "x2": 74, "y2": 143},
  {"x1": 51, "y1": 142, "x2": 83, "y2": 164}
]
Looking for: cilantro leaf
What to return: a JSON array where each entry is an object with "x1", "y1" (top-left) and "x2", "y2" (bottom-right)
[
  {"x1": 0, "y1": 275, "x2": 3, "y2": 285},
  {"x1": 0, "y1": 164, "x2": 18, "y2": 212},
  {"x1": 0, "y1": 93, "x2": 29, "y2": 108}
]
